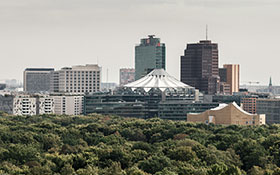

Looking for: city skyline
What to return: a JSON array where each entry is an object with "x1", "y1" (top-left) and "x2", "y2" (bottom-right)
[{"x1": 0, "y1": 0, "x2": 280, "y2": 85}]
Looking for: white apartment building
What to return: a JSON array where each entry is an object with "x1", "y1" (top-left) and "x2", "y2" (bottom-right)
[
  {"x1": 13, "y1": 95, "x2": 37, "y2": 115},
  {"x1": 13, "y1": 95, "x2": 54, "y2": 116},
  {"x1": 51, "y1": 64, "x2": 101, "y2": 94},
  {"x1": 38, "y1": 96, "x2": 55, "y2": 114},
  {"x1": 52, "y1": 95, "x2": 84, "y2": 115}
]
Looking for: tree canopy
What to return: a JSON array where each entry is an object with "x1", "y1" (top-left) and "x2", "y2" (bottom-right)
[{"x1": 0, "y1": 114, "x2": 280, "y2": 174}]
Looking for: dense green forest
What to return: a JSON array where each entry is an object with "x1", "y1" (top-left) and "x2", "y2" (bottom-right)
[{"x1": 0, "y1": 113, "x2": 280, "y2": 175}]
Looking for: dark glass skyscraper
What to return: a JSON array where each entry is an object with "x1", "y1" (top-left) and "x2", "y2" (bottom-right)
[
  {"x1": 180, "y1": 40, "x2": 219, "y2": 94},
  {"x1": 135, "y1": 35, "x2": 166, "y2": 80}
]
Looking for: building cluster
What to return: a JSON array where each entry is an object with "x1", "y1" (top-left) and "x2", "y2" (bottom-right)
[
  {"x1": 3, "y1": 34, "x2": 280, "y2": 126},
  {"x1": 24, "y1": 64, "x2": 101, "y2": 94},
  {"x1": 0, "y1": 93, "x2": 84, "y2": 116}
]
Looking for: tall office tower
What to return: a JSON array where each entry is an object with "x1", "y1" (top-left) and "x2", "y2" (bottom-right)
[
  {"x1": 23, "y1": 68, "x2": 54, "y2": 93},
  {"x1": 119, "y1": 68, "x2": 135, "y2": 86},
  {"x1": 51, "y1": 64, "x2": 101, "y2": 94},
  {"x1": 223, "y1": 64, "x2": 240, "y2": 94},
  {"x1": 181, "y1": 40, "x2": 219, "y2": 94},
  {"x1": 219, "y1": 68, "x2": 230, "y2": 95},
  {"x1": 135, "y1": 35, "x2": 166, "y2": 80}
]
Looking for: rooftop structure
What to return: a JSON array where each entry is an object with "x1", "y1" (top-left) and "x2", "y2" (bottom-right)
[
  {"x1": 84, "y1": 69, "x2": 201, "y2": 119},
  {"x1": 125, "y1": 69, "x2": 195, "y2": 92},
  {"x1": 188, "y1": 102, "x2": 265, "y2": 125}
]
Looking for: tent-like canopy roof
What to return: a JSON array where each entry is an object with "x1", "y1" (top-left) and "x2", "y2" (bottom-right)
[{"x1": 124, "y1": 69, "x2": 194, "y2": 92}]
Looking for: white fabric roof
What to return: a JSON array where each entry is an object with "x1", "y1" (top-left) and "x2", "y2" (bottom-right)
[
  {"x1": 124, "y1": 69, "x2": 194, "y2": 92},
  {"x1": 211, "y1": 102, "x2": 254, "y2": 116}
]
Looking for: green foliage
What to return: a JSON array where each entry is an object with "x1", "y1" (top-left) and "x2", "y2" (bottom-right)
[{"x1": 0, "y1": 114, "x2": 279, "y2": 174}]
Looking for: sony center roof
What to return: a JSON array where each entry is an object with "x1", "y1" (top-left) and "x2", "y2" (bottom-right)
[{"x1": 124, "y1": 69, "x2": 194, "y2": 92}]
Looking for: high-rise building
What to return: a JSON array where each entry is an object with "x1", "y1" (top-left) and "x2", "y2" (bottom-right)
[
  {"x1": 219, "y1": 68, "x2": 227, "y2": 83},
  {"x1": 23, "y1": 68, "x2": 54, "y2": 93},
  {"x1": 135, "y1": 35, "x2": 165, "y2": 80},
  {"x1": 50, "y1": 64, "x2": 101, "y2": 94},
  {"x1": 181, "y1": 40, "x2": 219, "y2": 94},
  {"x1": 219, "y1": 67, "x2": 230, "y2": 95},
  {"x1": 119, "y1": 68, "x2": 135, "y2": 86},
  {"x1": 223, "y1": 64, "x2": 240, "y2": 94}
]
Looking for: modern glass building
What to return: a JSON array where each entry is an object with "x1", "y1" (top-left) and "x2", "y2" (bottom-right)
[
  {"x1": 135, "y1": 35, "x2": 165, "y2": 80},
  {"x1": 84, "y1": 69, "x2": 204, "y2": 120},
  {"x1": 256, "y1": 99, "x2": 280, "y2": 124},
  {"x1": 181, "y1": 40, "x2": 219, "y2": 95}
]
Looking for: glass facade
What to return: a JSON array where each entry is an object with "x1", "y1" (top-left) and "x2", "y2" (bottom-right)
[{"x1": 135, "y1": 35, "x2": 166, "y2": 80}]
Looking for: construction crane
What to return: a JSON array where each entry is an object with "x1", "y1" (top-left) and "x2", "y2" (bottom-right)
[{"x1": 245, "y1": 81, "x2": 260, "y2": 85}]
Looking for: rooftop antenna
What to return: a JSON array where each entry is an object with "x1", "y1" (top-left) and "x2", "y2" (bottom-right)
[{"x1": 206, "y1": 24, "x2": 208, "y2": 40}]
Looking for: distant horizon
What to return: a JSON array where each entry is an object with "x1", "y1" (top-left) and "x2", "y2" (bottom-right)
[{"x1": 1, "y1": 0, "x2": 279, "y2": 85}]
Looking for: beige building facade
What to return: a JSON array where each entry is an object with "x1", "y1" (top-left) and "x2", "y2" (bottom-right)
[
  {"x1": 187, "y1": 102, "x2": 265, "y2": 125},
  {"x1": 52, "y1": 95, "x2": 84, "y2": 115},
  {"x1": 223, "y1": 64, "x2": 240, "y2": 94},
  {"x1": 51, "y1": 64, "x2": 101, "y2": 94}
]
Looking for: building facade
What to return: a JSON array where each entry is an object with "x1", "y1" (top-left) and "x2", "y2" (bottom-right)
[
  {"x1": 52, "y1": 95, "x2": 84, "y2": 115},
  {"x1": 223, "y1": 64, "x2": 240, "y2": 94},
  {"x1": 119, "y1": 68, "x2": 135, "y2": 86},
  {"x1": 256, "y1": 99, "x2": 280, "y2": 124},
  {"x1": 24, "y1": 68, "x2": 54, "y2": 93},
  {"x1": 158, "y1": 101, "x2": 219, "y2": 120},
  {"x1": 188, "y1": 102, "x2": 265, "y2": 125},
  {"x1": 241, "y1": 96, "x2": 257, "y2": 114},
  {"x1": 37, "y1": 96, "x2": 55, "y2": 114},
  {"x1": 13, "y1": 95, "x2": 54, "y2": 116},
  {"x1": 13, "y1": 96, "x2": 37, "y2": 116},
  {"x1": 181, "y1": 40, "x2": 219, "y2": 95},
  {"x1": 50, "y1": 64, "x2": 101, "y2": 94},
  {"x1": 135, "y1": 35, "x2": 166, "y2": 80},
  {"x1": 0, "y1": 95, "x2": 14, "y2": 114},
  {"x1": 0, "y1": 84, "x2": 6, "y2": 90}
]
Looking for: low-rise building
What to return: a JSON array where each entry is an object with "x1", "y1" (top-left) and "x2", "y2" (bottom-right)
[
  {"x1": 0, "y1": 94, "x2": 14, "y2": 114},
  {"x1": 187, "y1": 102, "x2": 265, "y2": 125},
  {"x1": 52, "y1": 95, "x2": 84, "y2": 115},
  {"x1": 158, "y1": 101, "x2": 219, "y2": 120},
  {"x1": 13, "y1": 95, "x2": 54, "y2": 116},
  {"x1": 256, "y1": 99, "x2": 280, "y2": 124},
  {"x1": 241, "y1": 96, "x2": 257, "y2": 114}
]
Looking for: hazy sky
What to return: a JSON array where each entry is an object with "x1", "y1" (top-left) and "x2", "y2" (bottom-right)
[{"x1": 0, "y1": 0, "x2": 280, "y2": 85}]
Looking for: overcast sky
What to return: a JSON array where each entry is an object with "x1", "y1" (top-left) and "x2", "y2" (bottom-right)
[{"x1": 0, "y1": 0, "x2": 279, "y2": 85}]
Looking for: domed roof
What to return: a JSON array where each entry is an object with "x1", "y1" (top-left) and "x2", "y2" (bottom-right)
[{"x1": 124, "y1": 69, "x2": 194, "y2": 92}]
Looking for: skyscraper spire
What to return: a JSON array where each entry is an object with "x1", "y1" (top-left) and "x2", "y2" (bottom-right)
[{"x1": 269, "y1": 77, "x2": 273, "y2": 93}]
